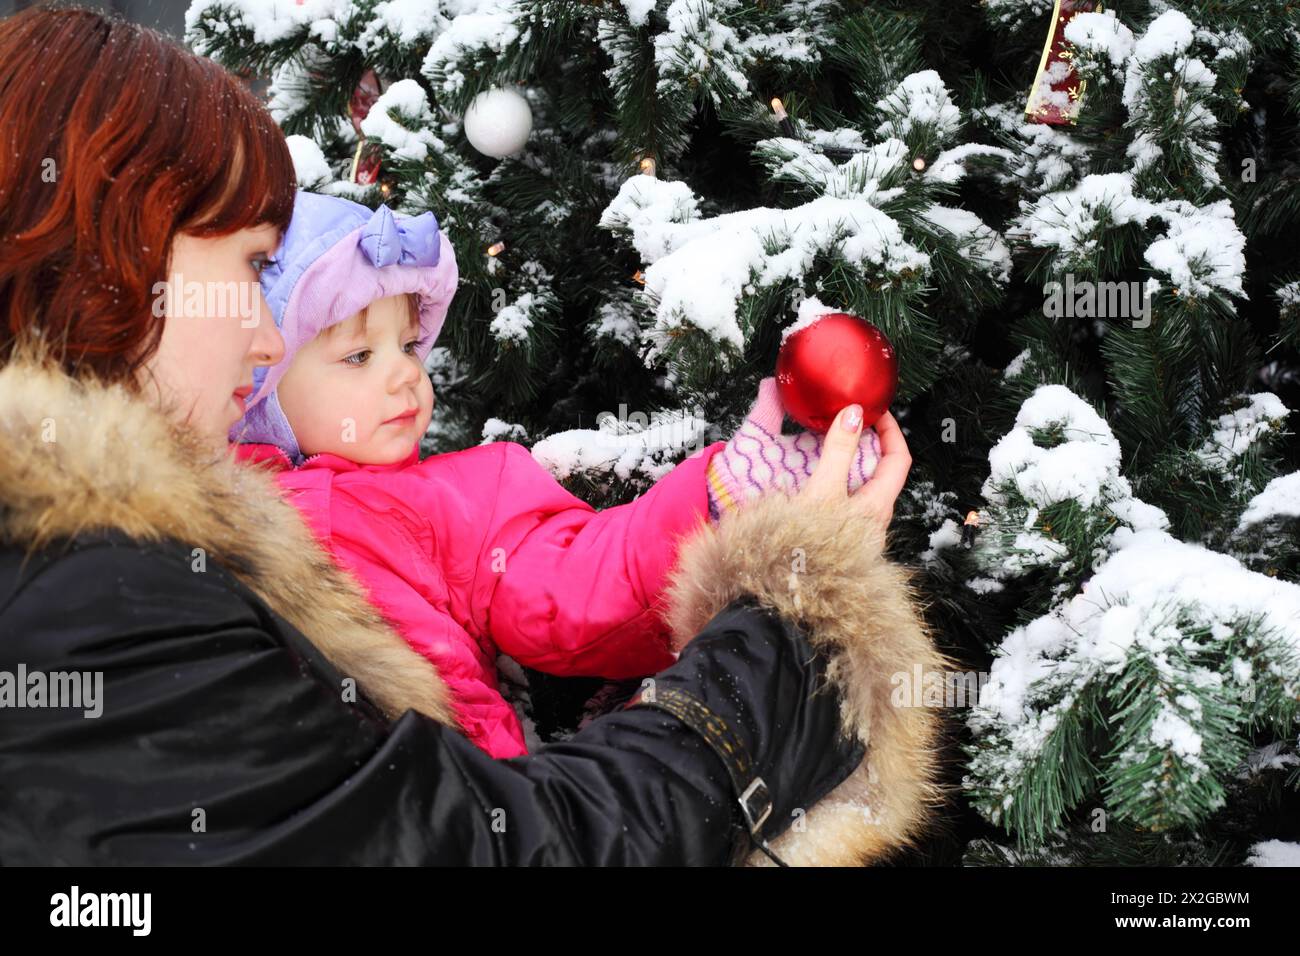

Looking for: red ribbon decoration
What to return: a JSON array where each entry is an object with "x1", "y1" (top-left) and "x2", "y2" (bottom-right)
[{"x1": 1024, "y1": 0, "x2": 1101, "y2": 126}]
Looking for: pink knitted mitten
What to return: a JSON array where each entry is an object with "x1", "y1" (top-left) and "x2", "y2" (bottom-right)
[{"x1": 705, "y1": 377, "x2": 882, "y2": 522}]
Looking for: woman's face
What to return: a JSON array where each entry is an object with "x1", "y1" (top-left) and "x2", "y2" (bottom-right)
[{"x1": 139, "y1": 224, "x2": 285, "y2": 453}]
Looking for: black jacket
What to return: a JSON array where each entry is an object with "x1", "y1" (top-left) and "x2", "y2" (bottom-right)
[
  {"x1": 0, "y1": 531, "x2": 863, "y2": 865},
  {"x1": 0, "y1": 356, "x2": 946, "y2": 865}
]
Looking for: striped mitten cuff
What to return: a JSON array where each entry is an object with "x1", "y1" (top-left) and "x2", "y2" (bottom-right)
[{"x1": 705, "y1": 378, "x2": 882, "y2": 522}]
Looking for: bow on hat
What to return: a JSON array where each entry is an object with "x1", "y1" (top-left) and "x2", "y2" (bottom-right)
[{"x1": 359, "y1": 205, "x2": 441, "y2": 268}]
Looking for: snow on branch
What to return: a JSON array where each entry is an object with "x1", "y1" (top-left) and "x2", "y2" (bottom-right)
[
  {"x1": 422, "y1": 0, "x2": 524, "y2": 95},
  {"x1": 360, "y1": 78, "x2": 444, "y2": 162},
  {"x1": 959, "y1": 389, "x2": 1300, "y2": 836},
  {"x1": 1194, "y1": 393, "x2": 1289, "y2": 471},
  {"x1": 874, "y1": 69, "x2": 962, "y2": 144},
  {"x1": 600, "y1": 174, "x2": 929, "y2": 362},
  {"x1": 1008, "y1": 173, "x2": 1248, "y2": 299},
  {"x1": 1238, "y1": 471, "x2": 1300, "y2": 531},
  {"x1": 529, "y1": 407, "x2": 714, "y2": 485},
  {"x1": 186, "y1": 0, "x2": 352, "y2": 50}
]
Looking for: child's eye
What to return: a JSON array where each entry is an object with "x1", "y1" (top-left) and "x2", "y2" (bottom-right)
[
  {"x1": 403, "y1": 337, "x2": 427, "y2": 355},
  {"x1": 343, "y1": 349, "x2": 371, "y2": 366}
]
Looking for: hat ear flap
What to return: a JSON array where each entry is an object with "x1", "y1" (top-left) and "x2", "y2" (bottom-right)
[{"x1": 231, "y1": 388, "x2": 304, "y2": 463}]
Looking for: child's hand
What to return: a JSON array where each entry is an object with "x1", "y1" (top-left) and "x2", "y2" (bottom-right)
[{"x1": 705, "y1": 377, "x2": 881, "y2": 521}]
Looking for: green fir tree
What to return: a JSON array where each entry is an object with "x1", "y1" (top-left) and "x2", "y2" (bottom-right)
[{"x1": 186, "y1": 0, "x2": 1300, "y2": 865}]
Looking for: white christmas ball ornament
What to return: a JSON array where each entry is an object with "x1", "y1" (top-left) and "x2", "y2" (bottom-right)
[{"x1": 463, "y1": 87, "x2": 533, "y2": 158}]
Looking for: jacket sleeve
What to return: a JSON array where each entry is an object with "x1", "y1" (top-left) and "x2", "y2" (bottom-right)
[
  {"x1": 0, "y1": 534, "x2": 861, "y2": 865},
  {"x1": 466, "y1": 440, "x2": 727, "y2": 678}
]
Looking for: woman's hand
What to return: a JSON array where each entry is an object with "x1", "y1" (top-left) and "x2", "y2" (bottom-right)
[{"x1": 799, "y1": 404, "x2": 911, "y2": 548}]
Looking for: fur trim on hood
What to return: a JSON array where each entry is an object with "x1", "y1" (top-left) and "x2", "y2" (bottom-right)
[{"x1": 0, "y1": 349, "x2": 951, "y2": 866}]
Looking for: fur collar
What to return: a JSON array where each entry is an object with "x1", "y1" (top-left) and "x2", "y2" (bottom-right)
[
  {"x1": 0, "y1": 350, "x2": 456, "y2": 728},
  {"x1": 0, "y1": 351, "x2": 951, "y2": 866}
]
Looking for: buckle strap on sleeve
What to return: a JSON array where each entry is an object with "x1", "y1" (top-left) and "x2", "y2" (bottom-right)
[{"x1": 628, "y1": 685, "x2": 789, "y2": 867}]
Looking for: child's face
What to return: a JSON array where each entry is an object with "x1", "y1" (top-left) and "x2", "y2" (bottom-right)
[{"x1": 277, "y1": 294, "x2": 433, "y2": 464}]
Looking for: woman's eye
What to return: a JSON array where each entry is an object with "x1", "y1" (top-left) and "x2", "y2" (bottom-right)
[
  {"x1": 343, "y1": 350, "x2": 371, "y2": 366},
  {"x1": 251, "y1": 255, "x2": 277, "y2": 274}
]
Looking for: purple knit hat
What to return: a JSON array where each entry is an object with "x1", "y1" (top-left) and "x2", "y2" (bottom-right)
[{"x1": 229, "y1": 189, "x2": 460, "y2": 461}]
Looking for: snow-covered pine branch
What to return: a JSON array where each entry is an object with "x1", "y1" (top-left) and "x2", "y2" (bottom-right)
[
  {"x1": 954, "y1": 384, "x2": 1300, "y2": 838},
  {"x1": 600, "y1": 70, "x2": 1009, "y2": 368}
]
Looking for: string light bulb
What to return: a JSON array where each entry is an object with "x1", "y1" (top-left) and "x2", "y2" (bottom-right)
[
  {"x1": 632, "y1": 270, "x2": 645, "y2": 285},
  {"x1": 487, "y1": 241, "x2": 505, "y2": 257},
  {"x1": 912, "y1": 156, "x2": 926, "y2": 172},
  {"x1": 639, "y1": 156, "x2": 656, "y2": 176},
  {"x1": 770, "y1": 97, "x2": 797, "y2": 138}
]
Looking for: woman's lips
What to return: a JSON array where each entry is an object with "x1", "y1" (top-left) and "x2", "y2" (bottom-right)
[{"x1": 232, "y1": 385, "x2": 254, "y2": 414}]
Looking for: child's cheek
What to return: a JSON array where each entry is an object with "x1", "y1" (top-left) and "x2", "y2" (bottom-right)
[
  {"x1": 323, "y1": 383, "x2": 366, "y2": 454},
  {"x1": 419, "y1": 379, "x2": 435, "y2": 431}
]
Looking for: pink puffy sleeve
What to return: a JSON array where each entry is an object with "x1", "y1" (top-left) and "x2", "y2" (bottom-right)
[{"x1": 442, "y1": 440, "x2": 726, "y2": 678}]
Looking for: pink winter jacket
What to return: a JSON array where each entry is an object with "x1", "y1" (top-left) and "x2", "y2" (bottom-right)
[{"x1": 235, "y1": 438, "x2": 726, "y2": 759}]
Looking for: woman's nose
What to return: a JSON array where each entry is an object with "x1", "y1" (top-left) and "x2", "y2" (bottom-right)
[
  {"x1": 249, "y1": 295, "x2": 285, "y2": 366},
  {"x1": 251, "y1": 324, "x2": 285, "y2": 367}
]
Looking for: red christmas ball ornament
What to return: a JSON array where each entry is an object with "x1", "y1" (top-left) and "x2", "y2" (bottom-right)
[{"x1": 776, "y1": 313, "x2": 899, "y2": 433}]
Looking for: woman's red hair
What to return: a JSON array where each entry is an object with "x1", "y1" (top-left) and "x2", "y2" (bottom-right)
[{"x1": 0, "y1": 4, "x2": 295, "y2": 383}]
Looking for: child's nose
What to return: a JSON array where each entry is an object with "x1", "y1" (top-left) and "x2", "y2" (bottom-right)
[{"x1": 391, "y1": 353, "x2": 421, "y2": 388}]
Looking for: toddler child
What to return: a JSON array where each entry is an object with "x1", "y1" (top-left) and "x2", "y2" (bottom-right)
[{"x1": 232, "y1": 189, "x2": 881, "y2": 758}]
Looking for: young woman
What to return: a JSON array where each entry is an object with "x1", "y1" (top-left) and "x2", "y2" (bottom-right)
[{"x1": 0, "y1": 6, "x2": 946, "y2": 866}]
